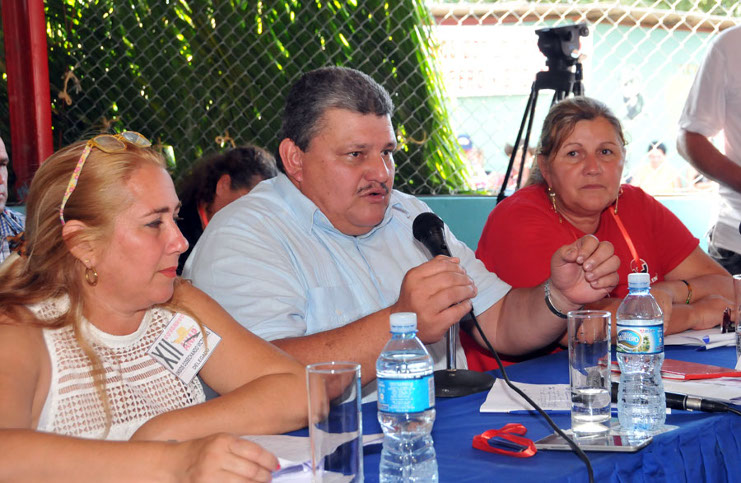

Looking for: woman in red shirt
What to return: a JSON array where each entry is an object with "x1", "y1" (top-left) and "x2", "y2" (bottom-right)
[{"x1": 466, "y1": 97, "x2": 732, "y2": 371}]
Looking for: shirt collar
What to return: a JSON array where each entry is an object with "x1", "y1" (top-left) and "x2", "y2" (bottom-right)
[{"x1": 272, "y1": 172, "x2": 409, "y2": 238}]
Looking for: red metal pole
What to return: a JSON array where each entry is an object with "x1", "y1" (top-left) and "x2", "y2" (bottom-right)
[{"x1": 3, "y1": 0, "x2": 53, "y2": 200}]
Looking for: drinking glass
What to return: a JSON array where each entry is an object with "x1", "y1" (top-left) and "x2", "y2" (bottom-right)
[
  {"x1": 306, "y1": 362, "x2": 363, "y2": 482},
  {"x1": 568, "y1": 310, "x2": 612, "y2": 438}
]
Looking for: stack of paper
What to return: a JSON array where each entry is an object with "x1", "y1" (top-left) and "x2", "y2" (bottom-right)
[
  {"x1": 480, "y1": 380, "x2": 571, "y2": 413},
  {"x1": 663, "y1": 378, "x2": 741, "y2": 405},
  {"x1": 242, "y1": 432, "x2": 383, "y2": 482},
  {"x1": 480, "y1": 377, "x2": 741, "y2": 414},
  {"x1": 611, "y1": 359, "x2": 741, "y2": 380},
  {"x1": 664, "y1": 328, "x2": 735, "y2": 350}
]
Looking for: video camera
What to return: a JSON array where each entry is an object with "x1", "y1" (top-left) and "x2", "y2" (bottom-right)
[{"x1": 536, "y1": 23, "x2": 589, "y2": 72}]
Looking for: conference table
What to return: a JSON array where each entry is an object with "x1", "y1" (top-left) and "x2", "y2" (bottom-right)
[{"x1": 359, "y1": 345, "x2": 741, "y2": 482}]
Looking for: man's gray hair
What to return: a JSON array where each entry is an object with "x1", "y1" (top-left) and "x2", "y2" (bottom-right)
[{"x1": 276, "y1": 66, "x2": 394, "y2": 172}]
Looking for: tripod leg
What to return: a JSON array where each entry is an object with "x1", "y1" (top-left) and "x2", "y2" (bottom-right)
[
  {"x1": 552, "y1": 90, "x2": 571, "y2": 105},
  {"x1": 514, "y1": 89, "x2": 541, "y2": 190},
  {"x1": 497, "y1": 82, "x2": 537, "y2": 202},
  {"x1": 573, "y1": 62, "x2": 584, "y2": 96}
]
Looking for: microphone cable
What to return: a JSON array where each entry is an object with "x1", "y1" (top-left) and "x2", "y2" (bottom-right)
[
  {"x1": 468, "y1": 311, "x2": 595, "y2": 483},
  {"x1": 411, "y1": 212, "x2": 593, "y2": 481},
  {"x1": 609, "y1": 381, "x2": 741, "y2": 416}
]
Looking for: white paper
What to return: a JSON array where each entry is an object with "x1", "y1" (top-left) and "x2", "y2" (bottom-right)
[
  {"x1": 664, "y1": 328, "x2": 735, "y2": 349},
  {"x1": 480, "y1": 380, "x2": 571, "y2": 412},
  {"x1": 242, "y1": 433, "x2": 383, "y2": 482},
  {"x1": 663, "y1": 377, "x2": 741, "y2": 404}
]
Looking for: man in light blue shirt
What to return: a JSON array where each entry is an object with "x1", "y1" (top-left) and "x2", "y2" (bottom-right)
[{"x1": 184, "y1": 67, "x2": 619, "y2": 392}]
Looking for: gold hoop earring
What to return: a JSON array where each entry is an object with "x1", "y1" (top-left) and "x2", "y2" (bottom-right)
[
  {"x1": 84, "y1": 260, "x2": 98, "y2": 286},
  {"x1": 614, "y1": 187, "x2": 624, "y2": 215},
  {"x1": 548, "y1": 186, "x2": 557, "y2": 212},
  {"x1": 547, "y1": 186, "x2": 563, "y2": 223}
]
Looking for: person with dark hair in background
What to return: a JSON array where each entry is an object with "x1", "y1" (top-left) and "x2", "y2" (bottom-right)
[
  {"x1": 0, "y1": 135, "x2": 25, "y2": 264},
  {"x1": 628, "y1": 141, "x2": 682, "y2": 195},
  {"x1": 176, "y1": 145, "x2": 277, "y2": 273},
  {"x1": 499, "y1": 141, "x2": 535, "y2": 193},
  {"x1": 184, "y1": 66, "x2": 621, "y2": 397},
  {"x1": 677, "y1": 25, "x2": 741, "y2": 274}
]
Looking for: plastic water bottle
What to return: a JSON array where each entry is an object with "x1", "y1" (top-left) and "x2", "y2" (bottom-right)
[
  {"x1": 616, "y1": 272, "x2": 666, "y2": 436},
  {"x1": 377, "y1": 312, "x2": 438, "y2": 482}
]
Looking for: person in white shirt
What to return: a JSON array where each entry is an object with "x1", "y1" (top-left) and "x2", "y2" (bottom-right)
[{"x1": 678, "y1": 25, "x2": 741, "y2": 273}]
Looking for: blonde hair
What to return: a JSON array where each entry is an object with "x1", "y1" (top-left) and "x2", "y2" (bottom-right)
[{"x1": 0, "y1": 138, "x2": 170, "y2": 434}]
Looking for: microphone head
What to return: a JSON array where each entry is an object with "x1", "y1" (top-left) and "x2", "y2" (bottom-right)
[
  {"x1": 413, "y1": 212, "x2": 451, "y2": 257},
  {"x1": 412, "y1": 212, "x2": 445, "y2": 243}
]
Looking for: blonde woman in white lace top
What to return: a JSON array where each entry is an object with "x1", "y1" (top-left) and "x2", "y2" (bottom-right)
[{"x1": 0, "y1": 134, "x2": 308, "y2": 482}]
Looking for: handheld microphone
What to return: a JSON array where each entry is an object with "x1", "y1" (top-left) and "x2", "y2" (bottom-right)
[
  {"x1": 611, "y1": 382, "x2": 730, "y2": 413},
  {"x1": 412, "y1": 212, "x2": 452, "y2": 257},
  {"x1": 411, "y1": 212, "x2": 494, "y2": 398}
]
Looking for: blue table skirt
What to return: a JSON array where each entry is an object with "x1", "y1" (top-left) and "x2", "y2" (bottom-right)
[{"x1": 361, "y1": 346, "x2": 741, "y2": 482}]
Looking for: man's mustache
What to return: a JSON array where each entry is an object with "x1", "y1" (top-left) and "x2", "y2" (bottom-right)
[{"x1": 357, "y1": 183, "x2": 390, "y2": 195}]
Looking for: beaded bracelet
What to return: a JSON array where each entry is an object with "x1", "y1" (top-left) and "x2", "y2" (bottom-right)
[{"x1": 681, "y1": 279, "x2": 692, "y2": 304}]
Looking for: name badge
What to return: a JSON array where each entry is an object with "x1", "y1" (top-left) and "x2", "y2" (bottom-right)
[{"x1": 148, "y1": 313, "x2": 222, "y2": 384}]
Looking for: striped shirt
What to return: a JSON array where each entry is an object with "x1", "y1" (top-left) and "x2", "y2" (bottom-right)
[{"x1": 0, "y1": 208, "x2": 25, "y2": 263}]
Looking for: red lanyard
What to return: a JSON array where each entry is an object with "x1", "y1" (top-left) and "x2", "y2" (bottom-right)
[
  {"x1": 197, "y1": 204, "x2": 210, "y2": 229},
  {"x1": 609, "y1": 209, "x2": 642, "y2": 272}
]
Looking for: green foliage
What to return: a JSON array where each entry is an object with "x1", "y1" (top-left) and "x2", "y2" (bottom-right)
[{"x1": 42, "y1": 0, "x2": 472, "y2": 194}]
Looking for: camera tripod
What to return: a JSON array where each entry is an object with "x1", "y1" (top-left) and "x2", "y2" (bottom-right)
[{"x1": 495, "y1": 62, "x2": 584, "y2": 203}]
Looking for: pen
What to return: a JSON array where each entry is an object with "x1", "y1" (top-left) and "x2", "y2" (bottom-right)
[
  {"x1": 508, "y1": 408, "x2": 619, "y2": 415},
  {"x1": 508, "y1": 410, "x2": 570, "y2": 415}
]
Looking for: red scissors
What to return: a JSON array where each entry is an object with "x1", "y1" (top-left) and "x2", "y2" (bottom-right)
[{"x1": 472, "y1": 423, "x2": 537, "y2": 458}]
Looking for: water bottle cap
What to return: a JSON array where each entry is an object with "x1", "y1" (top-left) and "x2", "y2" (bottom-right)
[
  {"x1": 389, "y1": 312, "x2": 417, "y2": 333},
  {"x1": 627, "y1": 272, "x2": 650, "y2": 288}
]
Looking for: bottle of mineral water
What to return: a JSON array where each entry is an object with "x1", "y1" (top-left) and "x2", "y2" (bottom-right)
[
  {"x1": 377, "y1": 312, "x2": 438, "y2": 482},
  {"x1": 616, "y1": 272, "x2": 666, "y2": 436}
]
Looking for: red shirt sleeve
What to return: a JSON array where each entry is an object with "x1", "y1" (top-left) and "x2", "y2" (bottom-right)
[{"x1": 476, "y1": 185, "x2": 575, "y2": 288}]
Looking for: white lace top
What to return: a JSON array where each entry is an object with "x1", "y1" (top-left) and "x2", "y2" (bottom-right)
[{"x1": 31, "y1": 297, "x2": 206, "y2": 440}]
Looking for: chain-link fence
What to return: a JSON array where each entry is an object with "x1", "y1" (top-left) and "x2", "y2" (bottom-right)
[
  {"x1": 431, "y1": 1, "x2": 740, "y2": 196},
  {"x1": 38, "y1": 0, "x2": 469, "y2": 196},
  {"x1": 1, "y1": 1, "x2": 739, "y2": 197}
]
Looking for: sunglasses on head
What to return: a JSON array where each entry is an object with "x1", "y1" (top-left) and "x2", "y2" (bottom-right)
[{"x1": 59, "y1": 131, "x2": 151, "y2": 225}]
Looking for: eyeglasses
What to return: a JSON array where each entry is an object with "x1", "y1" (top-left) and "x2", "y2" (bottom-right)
[
  {"x1": 59, "y1": 131, "x2": 151, "y2": 225},
  {"x1": 472, "y1": 423, "x2": 537, "y2": 458}
]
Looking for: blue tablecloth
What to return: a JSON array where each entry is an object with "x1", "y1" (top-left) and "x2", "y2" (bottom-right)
[{"x1": 361, "y1": 346, "x2": 741, "y2": 482}]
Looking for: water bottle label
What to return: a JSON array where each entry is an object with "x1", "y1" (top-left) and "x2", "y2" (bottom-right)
[
  {"x1": 616, "y1": 323, "x2": 664, "y2": 354},
  {"x1": 377, "y1": 374, "x2": 435, "y2": 413}
]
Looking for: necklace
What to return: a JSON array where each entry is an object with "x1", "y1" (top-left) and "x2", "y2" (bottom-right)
[{"x1": 549, "y1": 187, "x2": 645, "y2": 274}]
